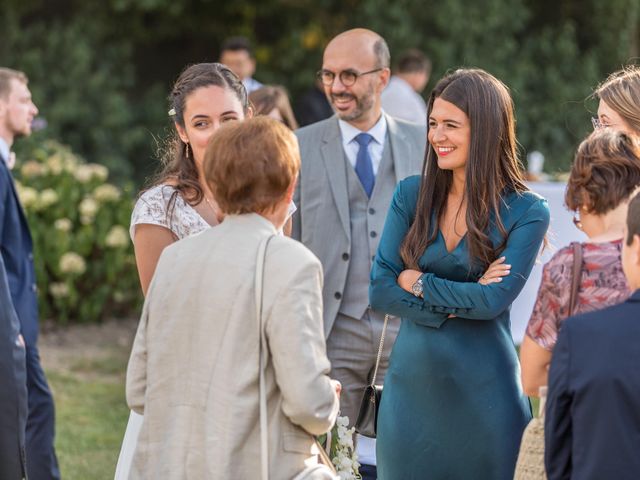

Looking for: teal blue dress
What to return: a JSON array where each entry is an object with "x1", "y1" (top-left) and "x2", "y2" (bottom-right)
[{"x1": 370, "y1": 176, "x2": 550, "y2": 480}]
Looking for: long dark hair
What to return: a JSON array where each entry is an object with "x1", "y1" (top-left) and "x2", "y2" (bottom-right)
[
  {"x1": 150, "y1": 62, "x2": 250, "y2": 209},
  {"x1": 400, "y1": 68, "x2": 528, "y2": 270}
]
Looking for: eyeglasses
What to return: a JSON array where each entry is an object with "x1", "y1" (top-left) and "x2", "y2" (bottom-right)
[
  {"x1": 316, "y1": 68, "x2": 383, "y2": 87},
  {"x1": 591, "y1": 117, "x2": 612, "y2": 130}
]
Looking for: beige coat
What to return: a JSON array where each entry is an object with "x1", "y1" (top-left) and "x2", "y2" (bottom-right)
[{"x1": 126, "y1": 213, "x2": 339, "y2": 479}]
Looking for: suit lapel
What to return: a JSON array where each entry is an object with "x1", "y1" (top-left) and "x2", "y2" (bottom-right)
[
  {"x1": 385, "y1": 114, "x2": 413, "y2": 183},
  {"x1": 320, "y1": 118, "x2": 350, "y2": 238}
]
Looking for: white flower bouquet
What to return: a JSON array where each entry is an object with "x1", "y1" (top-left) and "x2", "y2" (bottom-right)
[{"x1": 319, "y1": 416, "x2": 361, "y2": 480}]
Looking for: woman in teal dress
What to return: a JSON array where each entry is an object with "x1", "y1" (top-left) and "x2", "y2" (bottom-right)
[{"x1": 370, "y1": 69, "x2": 550, "y2": 479}]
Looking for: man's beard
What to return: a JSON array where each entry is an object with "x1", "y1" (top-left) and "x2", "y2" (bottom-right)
[{"x1": 330, "y1": 89, "x2": 375, "y2": 122}]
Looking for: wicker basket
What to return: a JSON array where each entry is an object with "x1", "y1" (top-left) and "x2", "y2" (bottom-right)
[{"x1": 513, "y1": 387, "x2": 547, "y2": 480}]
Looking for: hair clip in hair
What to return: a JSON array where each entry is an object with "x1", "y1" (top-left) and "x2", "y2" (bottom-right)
[{"x1": 168, "y1": 108, "x2": 176, "y2": 117}]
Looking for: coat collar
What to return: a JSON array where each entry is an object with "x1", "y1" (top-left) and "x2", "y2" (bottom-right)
[{"x1": 629, "y1": 289, "x2": 640, "y2": 302}]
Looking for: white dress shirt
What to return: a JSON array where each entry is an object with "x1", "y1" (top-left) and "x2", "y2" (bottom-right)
[
  {"x1": 0, "y1": 138, "x2": 10, "y2": 168},
  {"x1": 338, "y1": 114, "x2": 388, "y2": 176},
  {"x1": 381, "y1": 76, "x2": 427, "y2": 126}
]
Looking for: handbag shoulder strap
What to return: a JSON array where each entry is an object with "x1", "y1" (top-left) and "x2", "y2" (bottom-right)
[
  {"x1": 256, "y1": 235, "x2": 274, "y2": 480},
  {"x1": 370, "y1": 314, "x2": 390, "y2": 386},
  {"x1": 568, "y1": 242, "x2": 583, "y2": 317}
]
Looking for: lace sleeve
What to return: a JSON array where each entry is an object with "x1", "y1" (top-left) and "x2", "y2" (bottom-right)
[{"x1": 129, "y1": 184, "x2": 212, "y2": 242}]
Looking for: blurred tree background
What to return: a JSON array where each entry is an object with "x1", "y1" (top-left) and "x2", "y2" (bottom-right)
[{"x1": 2, "y1": 0, "x2": 639, "y2": 185}]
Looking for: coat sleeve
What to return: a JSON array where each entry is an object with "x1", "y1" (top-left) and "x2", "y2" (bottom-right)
[
  {"x1": 370, "y1": 181, "x2": 550, "y2": 325},
  {"x1": 544, "y1": 321, "x2": 573, "y2": 480},
  {"x1": 265, "y1": 251, "x2": 339, "y2": 435},
  {"x1": 369, "y1": 180, "x2": 449, "y2": 327}
]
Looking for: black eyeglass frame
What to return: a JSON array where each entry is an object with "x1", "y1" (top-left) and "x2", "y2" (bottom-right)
[{"x1": 316, "y1": 68, "x2": 384, "y2": 87}]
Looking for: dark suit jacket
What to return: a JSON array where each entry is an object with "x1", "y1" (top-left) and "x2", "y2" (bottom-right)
[
  {"x1": 545, "y1": 289, "x2": 640, "y2": 480},
  {"x1": 0, "y1": 157, "x2": 39, "y2": 345},
  {"x1": 0, "y1": 255, "x2": 28, "y2": 479}
]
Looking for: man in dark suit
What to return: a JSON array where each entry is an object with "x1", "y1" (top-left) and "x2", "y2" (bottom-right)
[
  {"x1": 545, "y1": 190, "x2": 640, "y2": 480},
  {"x1": 0, "y1": 255, "x2": 28, "y2": 479},
  {"x1": 0, "y1": 67, "x2": 60, "y2": 479}
]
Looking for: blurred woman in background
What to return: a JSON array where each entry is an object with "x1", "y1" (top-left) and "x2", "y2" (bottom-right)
[
  {"x1": 592, "y1": 66, "x2": 640, "y2": 135},
  {"x1": 249, "y1": 85, "x2": 299, "y2": 130},
  {"x1": 521, "y1": 129, "x2": 640, "y2": 397}
]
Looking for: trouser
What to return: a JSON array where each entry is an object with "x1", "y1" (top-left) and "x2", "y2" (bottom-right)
[
  {"x1": 326, "y1": 309, "x2": 399, "y2": 429},
  {"x1": 0, "y1": 336, "x2": 27, "y2": 479},
  {"x1": 25, "y1": 345, "x2": 60, "y2": 480}
]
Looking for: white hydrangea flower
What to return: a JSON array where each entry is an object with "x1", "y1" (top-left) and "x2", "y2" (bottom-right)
[
  {"x1": 105, "y1": 225, "x2": 129, "y2": 248},
  {"x1": 47, "y1": 154, "x2": 64, "y2": 175},
  {"x1": 16, "y1": 184, "x2": 39, "y2": 209},
  {"x1": 79, "y1": 197, "x2": 99, "y2": 220},
  {"x1": 74, "y1": 165, "x2": 93, "y2": 183},
  {"x1": 49, "y1": 282, "x2": 70, "y2": 298},
  {"x1": 20, "y1": 160, "x2": 46, "y2": 178},
  {"x1": 89, "y1": 163, "x2": 109, "y2": 182},
  {"x1": 54, "y1": 218, "x2": 73, "y2": 232},
  {"x1": 59, "y1": 252, "x2": 86, "y2": 275},
  {"x1": 37, "y1": 189, "x2": 59, "y2": 209},
  {"x1": 94, "y1": 184, "x2": 121, "y2": 203}
]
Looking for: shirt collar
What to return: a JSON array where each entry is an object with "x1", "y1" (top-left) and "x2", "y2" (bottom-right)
[
  {"x1": 338, "y1": 112, "x2": 388, "y2": 146},
  {"x1": 0, "y1": 138, "x2": 10, "y2": 166}
]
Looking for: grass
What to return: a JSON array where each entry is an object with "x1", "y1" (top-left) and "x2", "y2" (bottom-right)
[{"x1": 47, "y1": 350, "x2": 130, "y2": 480}]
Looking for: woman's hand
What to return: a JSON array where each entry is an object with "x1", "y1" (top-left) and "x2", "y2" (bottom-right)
[
  {"x1": 398, "y1": 269, "x2": 423, "y2": 293},
  {"x1": 478, "y1": 256, "x2": 510, "y2": 285}
]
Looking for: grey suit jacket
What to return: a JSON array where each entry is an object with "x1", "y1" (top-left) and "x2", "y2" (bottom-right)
[
  {"x1": 127, "y1": 214, "x2": 339, "y2": 479},
  {"x1": 293, "y1": 113, "x2": 425, "y2": 335}
]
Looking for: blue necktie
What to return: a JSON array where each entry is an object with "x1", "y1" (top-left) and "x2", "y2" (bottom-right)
[{"x1": 354, "y1": 133, "x2": 375, "y2": 197}]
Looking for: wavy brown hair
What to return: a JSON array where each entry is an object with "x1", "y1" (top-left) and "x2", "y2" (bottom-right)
[
  {"x1": 149, "y1": 63, "x2": 250, "y2": 213},
  {"x1": 594, "y1": 66, "x2": 640, "y2": 134},
  {"x1": 565, "y1": 129, "x2": 640, "y2": 215},
  {"x1": 400, "y1": 68, "x2": 528, "y2": 270}
]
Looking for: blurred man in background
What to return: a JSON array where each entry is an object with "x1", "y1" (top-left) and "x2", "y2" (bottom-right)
[
  {"x1": 219, "y1": 36, "x2": 263, "y2": 93},
  {"x1": 0, "y1": 67, "x2": 60, "y2": 480},
  {"x1": 381, "y1": 48, "x2": 431, "y2": 125}
]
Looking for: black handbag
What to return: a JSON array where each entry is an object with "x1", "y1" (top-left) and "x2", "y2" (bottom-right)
[{"x1": 354, "y1": 314, "x2": 389, "y2": 438}]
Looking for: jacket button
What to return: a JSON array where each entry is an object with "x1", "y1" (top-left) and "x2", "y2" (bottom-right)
[
  {"x1": 28, "y1": 252, "x2": 34, "y2": 261},
  {"x1": 369, "y1": 208, "x2": 376, "y2": 215},
  {"x1": 370, "y1": 231, "x2": 377, "y2": 238},
  {"x1": 31, "y1": 283, "x2": 37, "y2": 293},
  {"x1": 342, "y1": 252, "x2": 349, "y2": 261},
  {"x1": 334, "y1": 292, "x2": 342, "y2": 300}
]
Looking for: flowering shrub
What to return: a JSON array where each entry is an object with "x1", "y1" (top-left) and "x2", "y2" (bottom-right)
[{"x1": 13, "y1": 140, "x2": 142, "y2": 324}]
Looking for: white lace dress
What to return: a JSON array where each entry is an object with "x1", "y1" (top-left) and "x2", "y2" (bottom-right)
[{"x1": 115, "y1": 184, "x2": 296, "y2": 479}]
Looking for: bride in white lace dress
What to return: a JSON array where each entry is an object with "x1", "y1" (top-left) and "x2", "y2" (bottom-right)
[{"x1": 115, "y1": 63, "x2": 256, "y2": 479}]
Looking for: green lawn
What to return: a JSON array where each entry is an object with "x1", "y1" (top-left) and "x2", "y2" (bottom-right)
[
  {"x1": 47, "y1": 349, "x2": 130, "y2": 479},
  {"x1": 44, "y1": 333, "x2": 538, "y2": 479}
]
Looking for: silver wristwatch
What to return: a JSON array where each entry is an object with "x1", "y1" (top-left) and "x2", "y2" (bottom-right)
[{"x1": 411, "y1": 277, "x2": 424, "y2": 298}]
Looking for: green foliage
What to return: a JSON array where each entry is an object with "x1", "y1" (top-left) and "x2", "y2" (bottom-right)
[
  {"x1": 2, "y1": 0, "x2": 640, "y2": 181},
  {"x1": 13, "y1": 140, "x2": 142, "y2": 324}
]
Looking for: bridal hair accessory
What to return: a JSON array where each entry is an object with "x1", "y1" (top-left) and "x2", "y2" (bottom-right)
[{"x1": 168, "y1": 108, "x2": 176, "y2": 117}]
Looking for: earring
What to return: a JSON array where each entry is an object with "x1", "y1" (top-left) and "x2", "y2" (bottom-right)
[{"x1": 185, "y1": 142, "x2": 190, "y2": 160}]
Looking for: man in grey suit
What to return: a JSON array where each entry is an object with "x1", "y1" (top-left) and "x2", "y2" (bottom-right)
[{"x1": 293, "y1": 28, "x2": 425, "y2": 477}]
